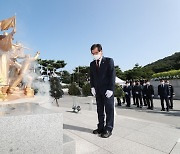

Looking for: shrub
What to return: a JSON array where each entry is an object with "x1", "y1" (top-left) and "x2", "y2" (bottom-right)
[
  {"x1": 82, "y1": 82, "x2": 91, "y2": 96},
  {"x1": 68, "y1": 82, "x2": 81, "y2": 96},
  {"x1": 114, "y1": 84, "x2": 124, "y2": 98},
  {"x1": 49, "y1": 77, "x2": 64, "y2": 99}
]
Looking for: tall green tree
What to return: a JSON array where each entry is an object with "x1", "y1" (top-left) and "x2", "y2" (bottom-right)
[{"x1": 37, "y1": 59, "x2": 66, "y2": 75}]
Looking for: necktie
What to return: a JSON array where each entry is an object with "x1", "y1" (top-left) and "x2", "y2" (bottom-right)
[{"x1": 96, "y1": 60, "x2": 100, "y2": 68}]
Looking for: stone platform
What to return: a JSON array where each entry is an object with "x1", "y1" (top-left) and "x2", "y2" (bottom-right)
[{"x1": 0, "y1": 103, "x2": 63, "y2": 154}]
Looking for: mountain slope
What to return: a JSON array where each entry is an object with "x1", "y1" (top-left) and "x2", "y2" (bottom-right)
[{"x1": 143, "y1": 52, "x2": 180, "y2": 73}]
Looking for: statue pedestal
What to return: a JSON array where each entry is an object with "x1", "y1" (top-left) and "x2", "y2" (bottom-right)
[
  {"x1": 0, "y1": 103, "x2": 63, "y2": 153},
  {"x1": 24, "y1": 87, "x2": 34, "y2": 97}
]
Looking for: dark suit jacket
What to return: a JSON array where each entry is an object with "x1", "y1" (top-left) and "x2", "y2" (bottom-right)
[
  {"x1": 168, "y1": 84, "x2": 174, "y2": 96},
  {"x1": 134, "y1": 85, "x2": 142, "y2": 96},
  {"x1": 144, "y1": 85, "x2": 154, "y2": 97},
  {"x1": 123, "y1": 85, "x2": 132, "y2": 96},
  {"x1": 90, "y1": 57, "x2": 115, "y2": 95},
  {"x1": 132, "y1": 85, "x2": 136, "y2": 95},
  {"x1": 158, "y1": 84, "x2": 169, "y2": 98}
]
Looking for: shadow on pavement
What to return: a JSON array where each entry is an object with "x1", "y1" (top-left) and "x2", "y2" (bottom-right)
[
  {"x1": 63, "y1": 124, "x2": 93, "y2": 133},
  {"x1": 116, "y1": 105, "x2": 180, "y2": 117}
]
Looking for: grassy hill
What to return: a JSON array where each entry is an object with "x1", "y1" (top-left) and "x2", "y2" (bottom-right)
[{"x1": 143, "y1": 52, "x2": 180, "y2": 73}]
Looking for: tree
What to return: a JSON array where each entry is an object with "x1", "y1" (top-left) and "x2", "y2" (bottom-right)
[
  {"x1": 38, "y1": 59, "x2": 67, "y2": 75},
  {"x1": 60, "y1": 70, "x2": 71, "y2": 84},
  {"x1": 68, "y1": 82, "x2": 81, "y2": 96},
  {"x1": 115, "y1": 66, "x2": 125, "y2": 80},
  {"x1": 49, "y1": 77, "x2": 64, "y2": 107},
  {"x1": 71, "y1": 66, "x2": 90, "y2": 87},
  {"x1": 82, "y1": 82, "x2": 91, "y2": 96}
]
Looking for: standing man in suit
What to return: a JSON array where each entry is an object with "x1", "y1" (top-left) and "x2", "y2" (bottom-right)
[
  {"x1": 131, "y1": 81, "x2": 136, "y2": 105},
  {"x1": 165, "y1": 80, "x2": 175, "y2": 109},
  {"x1": 123, "y1": 81, "x2": 132, "y2": 107},
  {"x1": 142, "y1": 81, "x2": 147, "y2": 106},
  {"x1": 90, "y1": 44, "x2": 115, "y2": 138},
  {"x1": 134, "y1": 80, "x2": 143, "y2": 108},
  {"x1": 158, "y1": 80, "x2": 170, "y2": 111},
  {"x1": 144, "y1": 80, "x2": 154, "y2": 110}
]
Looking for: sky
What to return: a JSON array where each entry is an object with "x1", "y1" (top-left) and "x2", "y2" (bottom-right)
[{"x1": 0, "y1": 0, "x2": 180, "y2": 72}]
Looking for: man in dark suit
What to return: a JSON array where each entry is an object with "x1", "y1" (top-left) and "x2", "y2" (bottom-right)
[
  {"x1": 144, "y1": 80, "x2": 154, "y2": 110},
  {"x1": 134, "y1": 81, "x2": 143, "y2": 108},
  {"x1": 165, "y1": 80, "x2": 175, "y2": 109},
  {"x1": 90, "y1": 44, "x2": 115, "y2": 138},
  {"x1": 142, "y1": 81, "x2": 147, "y2": 106},
  {"x1": 123, "y1": 81, "x2": 132, "y2": 107},
  {"x1": 158, "y1": 80, "x2": 170, "y2": 111},
  {"x1": 131, "y1": 81, "x2": 136, "y2": 105}
]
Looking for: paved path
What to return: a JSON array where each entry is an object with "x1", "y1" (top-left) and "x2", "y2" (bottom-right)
[{"x1": 2, "y1": 95, "x2": 180, "y2": 154}]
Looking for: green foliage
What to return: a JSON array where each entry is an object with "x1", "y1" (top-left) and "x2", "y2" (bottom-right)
[
  {"x1": 144, "y1": 52, "x2": 180, "y2": 73},
  {"x1": 71, "y1": 66, "x2": 90, "y2": 87},
  {"x1": 60, "y1": 70, "x2": 71, "y2": 84},
  {"x1": 114, "y1": 84, "x2": 124, "y2": 98},
  {"x1": 82, "y1": 82, "x2": 91, "y2": 96},
  {"x1": 115, "y1": 66, "x2": 125, "y2": 80},
  {"x1": 68, "y1": 82, "x2": 81, "y2": 96},
  {"x1": 38, "y1": 59, "x2": 67, "y2": 74},
  {"x1": 49, "y1": 77, "x2": 64, "y2": 99},
  {"x1": 152, "y1": 69, "x2": 180, "y2": 80}
]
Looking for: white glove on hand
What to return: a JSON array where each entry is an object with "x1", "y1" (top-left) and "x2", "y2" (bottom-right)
[
  {"x1": 91, "y1": 88, "x2": 96, "y2": 96},
  {"x1": 105, "y1": 90, "x2": 113, "y2": 98}
]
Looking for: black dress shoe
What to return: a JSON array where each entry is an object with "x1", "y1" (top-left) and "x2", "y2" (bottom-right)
[
  {"x1": 93, "y1": 129, "x2": 103, "y2": 134},
  {"x1": 161, "y1": 108, "x2": 165, "y2": 111},
  {"x1": 147, "y1": 107, "x2": 151, "y2": 109},
  {"x1": 101, "y1": 130, "x2": 112, "y2": 138}
]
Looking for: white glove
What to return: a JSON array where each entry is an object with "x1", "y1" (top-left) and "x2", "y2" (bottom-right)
[
  {"x1": 105, "y1": 90, "x2": 113, "y2": 98},
  {"x1": 152, "y1": 95, "x2": 154, "y2": 97},
  {"x1": 91, "y1": 88, "x2": 96, "y2": 96}
]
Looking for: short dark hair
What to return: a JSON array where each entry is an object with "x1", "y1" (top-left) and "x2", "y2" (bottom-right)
[{"x1": 90, "y1": 44, "x2": 102, "y2": 53}]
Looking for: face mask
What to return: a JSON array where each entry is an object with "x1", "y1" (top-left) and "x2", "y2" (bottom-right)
[
  {"x1": 160, "y1": 82, "x2": 164, "y2": 85},
  {"x1": 93, "y1": 53, "x2": 101, "y2": 60},
  {"x1": 147, "y1": 82, "x2": 150, "y2": 85}
]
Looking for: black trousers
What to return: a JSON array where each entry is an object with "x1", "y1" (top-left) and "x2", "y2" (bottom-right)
[
  {"x1": 135, "y1": 94, "x2": 143, "y2": 107},
  {"x1": 160, "y1": 96, "x2": 169, "y2": 110},
  {"x1": 96, "y1": 93, "x2": 114, "y2": 132},
  {"x1": 117, "y1": 97, "x2": 121, "y2": 106},
  {"x1": 143, "y1": 96, "x2": 147, "y2": 106},
  {"x1": 169, "y1": 96, "x2": 173, "y2": 108},
  {"x1": 132, "y1": 94, "x2": 136, "y2": 105},
  {"x1": 125, "y1": 94, "x2": 131, "y2": 107},
  {"x1": 146, "y1": 96, "x2": 153, "y2": 109}
]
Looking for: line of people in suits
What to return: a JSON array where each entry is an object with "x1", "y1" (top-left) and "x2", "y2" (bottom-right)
[{"x1": 121, "y1": 80, "x2": 175, "y2": 112}]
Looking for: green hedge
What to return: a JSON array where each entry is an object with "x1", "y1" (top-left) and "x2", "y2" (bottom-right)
[{"x1": 152, "y1": 69, "x2": 180, "y2": 80}]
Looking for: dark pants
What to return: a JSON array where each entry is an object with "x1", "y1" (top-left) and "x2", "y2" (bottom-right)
[
  {"x1": 135, "y1": 94, "x2": 143, "y2": 107},
  {"x1": 169, "y1": 96, "x2": 173, "y2": 108},
  {"x1": 122, "y1": 96, "x2": 125, "y2": 103},
  {"x1": 143, "y1": 96, "x2": 147, "y2": 106},
  {"x1": 96, "y1": 93, "x2": 114, "y2": 132},
  {"x1": 117, "y1": 97, "x2": 121, "y2": 106},
  {"x1": 132, "y1": 94, "x2": 136, "y2": 105},
  {"x1": 125, "y1": 94, "x2": 131, "y2": 107},
  {"x1": 146, "y1": 96, "x2": 153, "y2": 109},
  {"x1": 160, "y1": 96, "x2": 169, "y2": 111}
]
